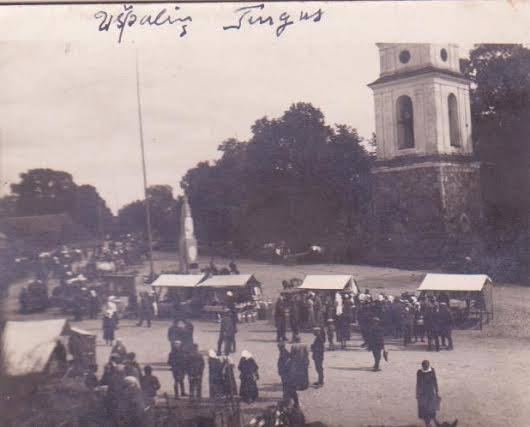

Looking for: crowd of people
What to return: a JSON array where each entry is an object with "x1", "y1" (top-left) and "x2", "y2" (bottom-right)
[
  {"x1": 88, "y1": 279, "x2": 456, "y2": 426},
  {"x1": 275, "y1": 289, "x2": 455, "y2": 356}
]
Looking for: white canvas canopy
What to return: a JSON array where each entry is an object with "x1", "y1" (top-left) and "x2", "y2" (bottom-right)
[
  {"x1": 2, "y1": 319, "x2": 69, "y2": 377},
  {"x1": 151, "y1": 274, "x2": 205, "y2": 288},
  {"x1": 198, "y1": 274, "x2": 258, "y2": 288},
  {"x1": 299, "y1": 275, "x2": 359, "y2": 293},
  {"x1": 418, "y1": 274, "x2": 492, "y2": 292}
]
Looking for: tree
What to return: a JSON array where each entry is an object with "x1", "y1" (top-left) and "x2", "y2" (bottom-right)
[
  {"x1": 117, "y1": 185, "x2": 181, "y2": 247},
  {"x1": 11, "y1": 169, "x2": 77, "y2": 216},
  {"x1": 181, "y1": 103, "x2": 373, "y2": 259},
  {"x1": 72, "y1": 185, "x2": 113, "y2": 237},
  {"x1": 461, "y1": 44, "x2": 530, "y2": 280},
  {"x1": 8, "y1": 169, "x2": 114, "y2": 237}
]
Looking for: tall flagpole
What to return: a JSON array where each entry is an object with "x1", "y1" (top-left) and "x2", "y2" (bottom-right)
[{"x1": 135, "y1": 51, "x2": 155, "y2": 279}]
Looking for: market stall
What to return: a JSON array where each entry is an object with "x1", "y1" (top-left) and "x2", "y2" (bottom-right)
[
  {"x1": 196, "y1": 274, "x2": 267, "y2": 321},
  {"x1": 298, "y1": 274, "x2": 359, "y2": 294},
  {"x1": 417, "y1": 273, "x2": 494, "y2": 328},
  {"x1": 150, "y1": 273, "x2": 206, "y2": 318}
]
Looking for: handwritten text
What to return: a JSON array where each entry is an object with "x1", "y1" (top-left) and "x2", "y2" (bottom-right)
[{"x1": 94, "y1": 4, "x2": 192, "y2": 43}]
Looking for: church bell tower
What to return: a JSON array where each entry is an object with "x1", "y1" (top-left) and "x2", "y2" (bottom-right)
[{"x1": 368, "y1": 43, "x2": 482, "y2": 264}]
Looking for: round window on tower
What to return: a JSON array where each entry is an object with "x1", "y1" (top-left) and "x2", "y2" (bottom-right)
[
  {"x1": 399, "y1": 50, "x2": 411, "y2": 64},
  {"x1": 440, "y1": 48, "x2": 448, "y2": 62}
]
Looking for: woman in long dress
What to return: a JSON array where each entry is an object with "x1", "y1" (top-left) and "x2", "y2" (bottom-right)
[
  {"x1": 416, "y1": 360, "x2": 440, "y2": 426},
  {"x1": 238, "y1": 350, "x2": 259, "y2": 403},
  {"x1": 102, "y1": 310, "x2": 116, "y2": 346}
]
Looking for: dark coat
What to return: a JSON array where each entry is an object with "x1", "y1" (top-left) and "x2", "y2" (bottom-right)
[
  {"x1": 238, "y1": 357, "x2": 259, "y2": 403},
  {"x1": 140, "y1": 374, "x2": 161, "y2": 399},
  {"x1": 310, "y1": 334, "x2": 325, "y2": 363},
  {"x1": 289, "y1": 344, "x2": 309, "y2": 390},
  {"x1": 220, "y1": 315, "x2": 236, "y2": 338},
  {"x1": 186, "y1": 351, "x2": 205, "y2": 378},
  {"x1": 368, "y1": 323, "x2": 385, "y2": 350},
  {"x1": 438, "y1": 307, "x2": 453, "y2": 332},
  {"x1": 208, "y1": 357, "x2": 224, "y2": 397},
  {"x1": 277, "y1": 348, "x2": 291, "y2": 380},
  {"x1": 416, "y1": 368, "x2": 439, "y2": 420},
  {"x1": 102, "y1": 316, "x2": 116, "y2": 341},
  {"x1": 168, "y1": 348, "x2": 187, "y2": 377}
]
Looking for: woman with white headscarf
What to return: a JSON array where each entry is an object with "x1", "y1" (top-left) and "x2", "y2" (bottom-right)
[
  {"x1": 237, "y1": 350, "x2": 259, "y2": 403},
  {"x1": 208, "y1": 349, "x2": 224, "y2": 398}
]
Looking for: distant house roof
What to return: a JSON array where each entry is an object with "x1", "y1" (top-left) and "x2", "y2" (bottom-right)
[
  {"x1": 151, "y1": 274, "x2": 205, "y2": 288},
  {"x1": 299, "y1": 275, "x2": 359, "y2": 293},
  {"x1": 2, "y1": 319, "x2": 70, "y2": 377},
  {"x1": 198, "y1": 274, "x2": 259, "y2": 288},
  {"x1": 418, "y1": 273, "x2": 493, "y2": 292},
  {"x1": 0, "y1": 213, "x2": 89, "y2": 244}
]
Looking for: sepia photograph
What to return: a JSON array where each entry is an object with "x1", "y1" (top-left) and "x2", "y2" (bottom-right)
[{"x1": 0, "y1": 2, "x2": 529, "y2": 426}]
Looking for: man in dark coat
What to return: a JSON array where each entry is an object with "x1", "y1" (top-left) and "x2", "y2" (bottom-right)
[
  {"x1": 289, "y1": 296, "x2": 301, "y2": 343},
  {"x1": 284, "y1": 356, "x2": 300, "y2": 408},
  {"x1": 168, "y1": 341, "x2": 187, "y2": 398},
  {"x1": 167, "y1": 319, "x2": 180, "y2": 347},
  {"x1": 277, "y1": 342, "x2": 291, "y2": 398},
  {"x1": 439, "y1": 303, "x2": 454, "y2": 350},
  {"x1": 367, "y1": 317, "x2": 385, "y2": 372},
  {"x1": 137, "y1": 292, "x2": 154, "y2": 327},
  {"x1": 218, "y1": 310, "x2": 236, "y2": 355},
  {"x1": 275, "y1": 296, "x2": 288, "y2": 342},
  {"x1": 430, "y1": 305, "x2": 442, "y2": 352},
  {"x1": 310, "y1": 327, "x2": 325, "y2": 386},
  {"x1": 186, "y1": 344, "x2": 204, "y2": 400},
  {"x1": 357, "y1": 302, "x2": 371, "y2": 348}
]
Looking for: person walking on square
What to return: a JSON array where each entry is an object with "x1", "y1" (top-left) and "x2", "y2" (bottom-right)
[
  {"x1": 168, "y1": 341, "x2": 187, "y2": 398},
  {"x1": 102, "y1": 310, "x2": 117, "y2": 346},
  {"x1": 310, "y1": 327, "x2": 325, "y2": 387},
  {"x1": 439, "y1": 303, "x2": 454, "y2": 350},
  {"x1": 208, "y1": 349, "x2": 224, "y2": 398},
  {"x1": 431, "y1": 304, "x2": 442, "y2": 352},
  {"x1": 137, "y1": 292, "x2": 154, "y2": 327},
  {"x1": 238, "y1": 350, "x2": 259, "y2": 404},
  {"x1": 140, "y1": 365, "x2": 161, "y2": 406},
  {"x1": 290, "y1": 296, "x2": 301, "y2": 343},
  {"x1": 368, "y1": 317, "x2": 385, "y2": 372},
  {"x1": 284, "y1": 355, "x2": 300, "y2": 408},
  {"x1": 277, "y1": 342, "x2": 291, "y2": 398},
  {"x1": 416, "y1": 360, "x2": 440, "y2": 427},
  {"x1": 218, "y1": 310, "x2": 236, "y2": 355},
  {"x1": 275, "y1": 296, "x2": 288, "y2": 342},
  {"x1": 186, "y1": 344, "x2": 205, "y2": 400}
]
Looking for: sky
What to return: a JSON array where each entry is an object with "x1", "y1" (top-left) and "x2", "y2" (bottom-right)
[{"x1": 1, "y1": 1, "x2": 530, "y2": 213}]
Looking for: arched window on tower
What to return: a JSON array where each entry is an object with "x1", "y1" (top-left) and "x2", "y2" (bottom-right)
[
  {"x1": 396, "y1": 95, "x2": 415, "y2": 149},
  {"x1": 448, "y1": 93, "x2": 461, "y2": 147}
]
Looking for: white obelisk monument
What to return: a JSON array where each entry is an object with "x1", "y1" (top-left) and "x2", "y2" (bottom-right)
[{"x1": 179, "y1": 195, "x2": 198, "y2": 273}]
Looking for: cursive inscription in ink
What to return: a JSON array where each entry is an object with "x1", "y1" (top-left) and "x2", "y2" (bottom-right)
[
  {"x1": 223, "y1": 3, "x2": 323, "y2": 37},
  {"x1": 94, "y1": 4, "x2": 192, "y2": 43}
]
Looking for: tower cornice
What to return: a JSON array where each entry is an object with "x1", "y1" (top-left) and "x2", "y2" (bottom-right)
[{"x1": 368, "y1": 66, "x2": 471, "y2": 88}]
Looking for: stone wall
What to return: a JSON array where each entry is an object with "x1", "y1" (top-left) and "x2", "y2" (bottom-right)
[{"x1": 370, "y1": 160, "x2": 482, "y2": 267}]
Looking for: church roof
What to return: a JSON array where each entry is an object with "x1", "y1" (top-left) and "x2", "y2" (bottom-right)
[{"x1": 368, "y1": 66, "x2": 470, "y2": 87}]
